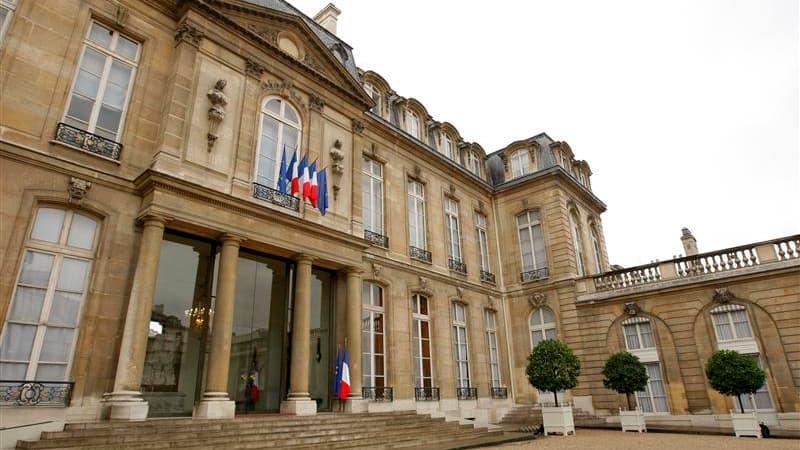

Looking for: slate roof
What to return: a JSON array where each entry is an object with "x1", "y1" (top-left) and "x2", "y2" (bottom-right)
[{"x1": 486, "y1": 133, "x2": 557, "y2": 186}]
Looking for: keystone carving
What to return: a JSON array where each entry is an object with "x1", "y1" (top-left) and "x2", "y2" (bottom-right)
[
  {"x1": 623, "y1": 302, "x2": 641, "y2": 316},
  {"x1": 713, "y1": 287, "x2": 735, "y2": 304},
  {"x1": 260, "y1": 79, "x2": 306, "y2": 110},
  {"x1": 413, "y1": 165, "x2": 421, "y2": 179},
  {"x1": 175, "y1": 22, "x2": 203, "y2": 46},
  {"x1": 68, "y1": 177, "x2": 92, "y2": 205},
  {"x1": 528, "y1": 293, "x2": 547, "y2": 308},
  {"x1": 418, "y1": 276, "x2": 428, "y2": 290},
  {"x1": 448, "y1": 184, "x2": 456, "y2": 196},
  {"x1": 455, "y1": 286, "x2": 464, "y2": 299},
  {"x1": 115, "y1": 5, "x2": 129, "y2": 28},
  {"x1": 206, "y1": 79, "x2": 229, "y2": 151},
  {"x1": 371, "y1": 262, "x2": 382, "y2": 279}
]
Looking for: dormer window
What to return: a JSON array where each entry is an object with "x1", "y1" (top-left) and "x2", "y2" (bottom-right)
[
  {"x1": 510, "y1": 149, "x2": 530, "y2": 178},
  {"x1": 442, "y1": 134, "x2": 453, "y2": 159},
  {"x1": 405, "y1": 110, "x2": 420, "y2": 139},
  {"x1": 364, "y1": 82, "x2": 381, "y2": 115},
  {"x1": 467, "y1": 152, "x2": 480, "y2": 175}
]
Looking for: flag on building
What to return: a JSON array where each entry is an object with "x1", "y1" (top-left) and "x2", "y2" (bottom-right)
[
  {"x1": 317, "y1": 168, "x2": 329, "y2": 216},
  {"x1": 304, "y1": 160, "x2": 316, "y2": 201},
  {"x1": 310, "y1": 163, "x2": 319, "y2": 207},
  {"x1": 339, "y1": 347, "x2": 350, "y2": 400},
  {"x1": 294, "y1": 155, "x2": 307, "y2": 197},
  {"x1": 277, "y1": 146, "x2": 289, "y2": 194},
  {"x1": 333, "y1": 346, "x2": 341, "y2": 398},
  {"x1": 286, "y1": 149, "x2": 298, "y2": 195}
]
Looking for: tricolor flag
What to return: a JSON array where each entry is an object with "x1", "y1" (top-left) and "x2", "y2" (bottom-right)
[
  {"x1": 294, "y1": 155, "x2": 307, "y2": 197},
  {"x1": 310, "y1": 163, "x2": 319, "y2": 207},
  {"x1": 285, "y1": 149, "x2": 298, "y2": 195},
  {"x1": 339, "y1": 347, "x2": 351, "y2": 400},
  {"x1": 317, "y1": 168, "x2": 329, "y2": 216},
  {"x1": 303, "y1": 160, "x2": 315, "y2": 201},
  {"x1": 277, "y1": 146, "x2": 289, "y2": 194}
]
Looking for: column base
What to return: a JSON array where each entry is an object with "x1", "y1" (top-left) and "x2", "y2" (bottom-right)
[
  {"x1": 104, "y1": 391, "x2": 149, "y2": 421},
  {"x1": 193, "y1": 393, "x2": 235, "y2": 419},
  {"x1": 343, "y1": 397, "x2": 367, "y2": 413},
  {"x1": 280, "y1": 398, "x2": 317, "y2": 416}
]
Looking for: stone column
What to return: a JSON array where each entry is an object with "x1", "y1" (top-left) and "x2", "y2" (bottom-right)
[
  {"x1": 280, "y1": 254, "x2": 317, "y2": 415},
  {"x1": 105, "y1": 215, "x2": 167, "y2": 420},
  {"x1": 194, "y1": 234, "x2": 242, "y2": 419},
  {"x1": 344, "y1": 268, "x2": 366, "y2": 412}
]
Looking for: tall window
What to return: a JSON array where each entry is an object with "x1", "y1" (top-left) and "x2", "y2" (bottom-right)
[
  {"x1": 475, "y1": 213, "x2": 490, "y2": 273},
  {"x1": 735, "y1": 355, "x2": 773, "y2": 411},
  {"x1": 623, "y1": 319, "x2": 655, "y2": 350},
  {"x1": 256, "y1": 98, "x2": 301, "y2": 190},
  {"x1": 442, "y1": 134, "x2": 453, "y2": 159},
  {"x1": 517, "y1": 210, "x2": 547, "y2": 273},
  {"x1": 0, "y1": 0, "x2": 15, "y2": 44},
  {"x1": 364, "y1": 83, "x2": 381, "y2": 115},
  {"x1": 411, "y1": 294, "x2": 433, "y2": 388},
  {"x1": 622, "y1": 317, "x2": 668, "y2": 413},
  {"x1": 638, "y1": 363, "x2": 669, "y2": 413},
  {"x1": 510, "y1": 149, "x2": 530, "y2": 178},
  {"x1": 529, "y1": 307, "x2": 556, "y2": 349},
  {"x1": 590, "y1": 224, "x2": 603, "y2": 274},
  {"x1": 405, "y1": 110, "x2": 420, "y2": 138},
  {"x1": 63, "y1": 21, "x2": 140, "y2": 142},
  {"x1": 569, "y1": 210, "x2": 585, "y2": 276},
  {"x1": 362, "y1": 158, "x2": 384, "y2": 235},
  {"x1": 407, "y1": 180, "x2": 426, "y2": 250},
  {"x1": 0, "y1": 207, "x2": 98, "y2": 381},
  {"x1": 467, "y1": 152, "x2": 481, "y2": 175},
  {"x1": 451, "y1": 303, "x2": 470, "y2": 388},
  {"x1": 444, "y1": 198, "x2": 462, "y2": 263},
  {"x1": 484, "y1": 310, "x2": 502, "y2": 388},
  {"x1": 361, "y1": 282, "x2": 385, "y2": 389}
]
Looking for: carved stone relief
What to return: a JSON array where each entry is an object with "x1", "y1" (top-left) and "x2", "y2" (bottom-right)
[
  {"x1": 528, "y1": 293, "x2": 547, "y2": 308},
  {"x1": 244, "y1": 58, "x2": 267, "y2": 79},
  {"x1": 351, "y1": 118, "x2": 365, "y2": 134},
  {"x1": 259, "y1": 79, "x2": 306, "y2": 110},
  {"x1": 712, "y1": 287, "x2": 736, "y2": 304},
  {"x1": 309, "y1": 93, "x2": 326, "y2": 112},
  {"x1": 175, "y1": 22, "x2": 203, "y2": 46},
  {"x1": 206, "y1": 79, "x2": 229, "y2": 151},
  {"x1": 246, "y1": 24, "x2": 278, "y2": 45},
  {"x1": 68, "y1": 177, "x2": 92, "y2": 205},
  {"x1": 623, "y1": 302, "x2": 641, "y2": 316}
]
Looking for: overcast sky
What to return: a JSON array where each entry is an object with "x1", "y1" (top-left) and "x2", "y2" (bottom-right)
[{"x1": 291, "y1": 0, "x2": 799, "y2": 267}]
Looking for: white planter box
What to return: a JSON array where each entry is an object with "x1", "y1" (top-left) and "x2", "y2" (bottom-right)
[
  {"x1": 619, "y1": 408, "x2": 646, "y2": 432},
  {"x1": 731, "y1": 411, "x2": 761, "y2": 438},
  {"x1": 542, "y1": 405, "x2": 575, "y2": 436}
]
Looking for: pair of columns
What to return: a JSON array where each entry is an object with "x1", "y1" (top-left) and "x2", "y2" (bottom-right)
[{"x1": 104, "y1": 216, "x2": 364, "y2": 420}]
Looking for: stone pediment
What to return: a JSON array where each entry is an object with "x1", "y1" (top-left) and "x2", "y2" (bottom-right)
[{"x1": 203, "y1": 0, "x2": 371, "y2": 108}]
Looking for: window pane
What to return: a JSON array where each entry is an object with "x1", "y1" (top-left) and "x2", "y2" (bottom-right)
[
  {"x1": 66, "y1": 95, "x2": 94, "y2": 125},
  {"x1": 0, "y1": 363, "x2": 28, "y2": 379},
  {"x1": 95, "y1": 105, "x2": 122, "y2": 137},
  {"x1": 49, "y1": 291, "x2": 83, "y2": 327},
  {"x1": 731, "y1": 310, "x2": 752, "y2": 339},
  {"x1": 18, "y1": 251, "x2": 54, "y2": 287},
  {"x1": 38, "y1": 327, "x2": 75, "y2": 363},
  {"x1": 9, "y1": 287, "x2": 46, "y2": 322},
  {"x1": 0, "y1": 323, "x2": 36, "y2": 360},
  {"x1": 35, "y1": 363, "x2": 66, "y2": 382},
  {"x1": 265, "y1": 99, "x2": 281, "y2": 115},
  {"x1": 56, "y1": 258, "x2": 89, "y2": 293},
  {"x1": 67, "y1": 213, "x2": 98, "y2": 249},
  {"x1": 74, "y1": 69, "x2": 101, "y2": 99},
  {"x1": 31, "y1": 208, "x2": 65, "y2": 243},
  {"x1": 116, "y1": 36, "x2": 139, "y2": 61},
  {"x1": 88, "y1": 22, "x2": 112, "y2": 48},
  {"x1": 532, "y1": 224, "x2": 547, "y2": 268}
]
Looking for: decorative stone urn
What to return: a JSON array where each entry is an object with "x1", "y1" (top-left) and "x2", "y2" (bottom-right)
[
  {"x1": 619, "y1": 407, "x2": 646, "y2": 432},
  {"x1": 731, "y1": 410, "x2": 762, "y2": 438},
  {"x1": 541, "y1": 404, "x2": 575, "y2": 436}
]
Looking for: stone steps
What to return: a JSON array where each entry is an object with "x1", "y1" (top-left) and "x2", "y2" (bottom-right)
[
  {"x1": 16, "y1": 411, "x2": 529, "y2": 450},
  {"x1": 499, "y1": 404, "x2": 606, "y2": 429}
]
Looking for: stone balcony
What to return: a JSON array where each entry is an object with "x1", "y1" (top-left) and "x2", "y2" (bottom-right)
[{"x1": 576, "y1": 235, "x2": 800, "y2": 303}]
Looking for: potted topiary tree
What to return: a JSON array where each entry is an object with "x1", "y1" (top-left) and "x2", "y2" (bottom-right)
[
  {"x1": 602, "y1": 352, "x2": 649, "y2": 432},
  {"x1": 526, "y1": 339, "x2": 581, "y2": 436},
  {"x1": 705, "y1": 350, "x2": 766, "y2": 438}
]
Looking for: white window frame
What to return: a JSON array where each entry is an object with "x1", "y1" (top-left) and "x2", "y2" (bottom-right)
[
  {"x1": 411, "y1": 294, "x2": 433, "y2": 388},
  {"x1": 0, "y1": 0, "x2": 16, "y2": 44},
  {"x1": 636, "y1": 362, "x2": 670, "y2": 414},
  {"x1": 362, "y1": 157, "x2": 384, "y2": 235},
  {"x1": 442, "y1": 134, "x2": 453, "y2": 159},
  {"x1": 407, "y1": 180, "x2": 427, "y2": 250},
  {"x1": 733, "y1": 354, "x2": 774, "y2": 412},
  {"x1": 528, "y1": 307, "x2": 557, "y2": 350},
  {"x1": 0, "y1": 207, "x2": 98, "y2": 381},
  {"x1": 405, "y1": 110, "x2": 420, "y2": 138},
  {"x1": 467, "y1": 152, "x2": 480, "y2": 175},
  {"x1": 510, "y1": 149, "x2": 530, "y2": 178},
  {"x1": 361, "y1": 282, "x2": 385, "y2": 389},
  {"x1": 364, "y1": 82, "x2": 381, "y2": 116},
  {"x1": 62, "y1": 21, "x2": 140, "y2": 142},
  {"x1": 484, "y1": 309, "x2": 502, "y2": 388},
  {"x1": 569, "y1": 210, "x2": 585, "y2": 276},
  {"x1": 451, "y1": 303, "x2": 470, "y2": 389},
  {"x1": 517, "y1": 210, "x2": 547, "y2": 273},
  {"x1": 255, "y1": 97, "x2": 302, "y2": 189},
  {"x1": 444, "y1": 198, "x2": 462, "y2": 263},
  {"x1": 590, "y1": 224, "x2": 603, "y2": 274},
  {"x1": 710, "y1": 305, "x2": 755, "y2": 344},
  {"x1": 475, "y1": 212, "x2": 490, "y2": 272}
]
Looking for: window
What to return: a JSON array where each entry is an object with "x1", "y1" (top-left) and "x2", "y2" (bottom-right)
[
  {"x1": 364, "y1": 83, "x2": 381, "y2": 115},
  {"x1": 621, "y1": 316, "x2": 669, "y2": 413},
  {"x1": 590, "y1": 224, "x2": 603, "y2": 274},
  {"x1": 475, "y1": 213, "x2": 490, "y2": 272},
  {"x1": 710, "y1": 304, "x2": 753, "y2": 341},
  {"x1": 734, "y1": 355, "x2": 773, "y2": 411},
  {"x1": 452, "y1": 303, "x2": 470, "y2": 388},
  {"x1": 0, "y1": 207, "x2": 98, "y2": 381},
  {"x1": 517, "y1": 210, "x2": 547, "y2": 273},
  {"x1": 467, "y1": 152, "x2": 481, "y2": 176},
  {"x1": 63, "y1": 21, "x2": 140, "y2": 142},
  {"x1": 256, "y1": 98, "x2": 301, "y2": 190},
  {"x1": 636, "y1": 363, "x2": 669, "y2": 413},
  {"x1": 411, "y1": 294, "x2": 433, "y2": 388},
  {"x1": 405, "y1": 110, "x2": 420, "y2": 138},
  {"x1": 529, "y1": 307, "x2": 556, "y2": 349},
  {"x1": 0, "y1": 0, "x2": 16, "y2": 44},
  {"x1": 442, "y1": 134, "x2": 453, "y2": 159},
  {"x1": 485, "y1": 310, "x2": 502, "y2": 388},
  {"x1": 444, "y1": 198, "x2": 462, "y2": 263},
  {"x1": 362, "y1": 158, "x2": 384, "y2": 235},
  {"x1": 362, "y1": 282, "x2": 385, "y2": 389},
  {"x1": 623, "y1": 319, "x2": 655, "y2": 350},
  {"x1": 569, "y1": 210, "x2": 585, "y2": 276},
  {"x1": 407, "y1": 180, "x2": 426, "y2": 250},
  {"x1": 510, "y1": 149, "x2": 530, "y2": 178}
]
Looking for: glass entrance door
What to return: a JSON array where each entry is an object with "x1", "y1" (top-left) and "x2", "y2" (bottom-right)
[{"x1": 308, "y1": 268, "x2": 334, "y2": 411}]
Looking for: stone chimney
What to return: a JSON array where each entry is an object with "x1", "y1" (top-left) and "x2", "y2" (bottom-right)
[
  {"x1": 313, "y1": 3, "x2": 341, "y2": 35},
  {"x1": 681, "y1": 228, "x2": 698, "y2": 256}
]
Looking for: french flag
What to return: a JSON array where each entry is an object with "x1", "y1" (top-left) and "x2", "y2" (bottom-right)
[
  {"x1": 310, "y1": 163, "x2": 319, "y2": 207},
  {"x1": 303, "y1": 160, "x2": 315, "y2": 201},
  {"x1": 339, "y1": 347, "x2": 350, "y2": 400},
  {"x1": 285, "y1": 149, "x2": 298, "y2": 195},
  {"x1": 293, "y1": 155, "x2": 307, "y2": 197}
]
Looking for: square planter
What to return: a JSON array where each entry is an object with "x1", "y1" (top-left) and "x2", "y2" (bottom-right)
[
  {"x1": 541, "y1": 405, "x2": 575, "y2": 436},
  {"x1": 619, "y1": 408, "x2": 646, "y2": 432},
  {"x1": 731, "y1": 410, "x2": 762, "y2": 438}
]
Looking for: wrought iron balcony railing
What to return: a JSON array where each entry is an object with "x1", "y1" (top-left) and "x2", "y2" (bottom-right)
[
  {"x1": 448, "y1": 258, "x2": 467, "y2": 274},
  {"x1": 364, "y1": 230, "x2": 389, "y2": 248},
  {"x1": 54, "y1": 122, "x2": 123, "y2": 160},
  {"x1": 520, "y1": 267, "x2": 549, "y2": 283},
  {"x1": 480, "y1": 270, "x2": 496, "y2": 284},
  {"x1": 456, "y1": 387, "x2": 478, "y2": 400},
  {"x1": 410, "y1": 246, "x2": 432, "y2": 263},
  {"x1": 415, "y1": 387, "x2": 440, "y2": 401},
  {"x1": 252, "y1": 183, "x2": 299, "y2": 211},
  {"x1": 491, "y1": 387, "x2": 508, "y2": 399},
  {"x1": 362, "y1": 386, "x2": 393, "y2": 402},
  {"x1": 0, "y1": 380, "x2": 73, "y2": 407}
]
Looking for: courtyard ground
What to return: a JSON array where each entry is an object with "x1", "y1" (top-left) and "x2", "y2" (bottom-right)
[{"x1": 487, "y1": 429, "x2": 800, "y2": 449}]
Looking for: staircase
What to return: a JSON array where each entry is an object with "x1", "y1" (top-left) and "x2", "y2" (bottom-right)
[
  {"x1": 499, "y1": 404, "x2": 606, "y2": 430},
  {"x1": 15, "y1": 412, "x2": 531, "y2": 450}
]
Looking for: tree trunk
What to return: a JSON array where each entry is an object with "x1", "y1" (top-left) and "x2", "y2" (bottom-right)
[
  {"x1": 626, "y1": 392, "x2": 633, "y2": 411},
  {"x1": 737, "y1": 394, "x2": 745, "y2": 414},
  {"x1": 553, "y1": 391, "x2": 559, "y2": 407}
]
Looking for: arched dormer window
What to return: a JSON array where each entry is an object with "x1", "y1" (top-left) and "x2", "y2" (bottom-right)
[
  {"x1": 364, "y1": 82, "x2": 382, "y2": 116},
  {"x1": 405, "y1": 109, "x2": 420, "y2": 139},
  {"x1": 529, "y1": 307, "x2": 556, "y2": 349},
  {"x1": 467, "y1": 152, "x2": 481, "y2": 176},
  {"x1": 256, "y1": 97, "x2": 301, "y2": 190},
  {"x1": 510, "y1": 149, "x2": 530, "y2": 178},
  {"x1": 568, "y1": 209, "x2": 585, "y2": 277},
  {"x1": 442, "y1": 134, "x2": 454, "y2": 160}
]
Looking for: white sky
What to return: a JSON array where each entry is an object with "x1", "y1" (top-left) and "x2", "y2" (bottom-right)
[{"x1": 290, "y1": 0, "x2": 799, "y2": 267}]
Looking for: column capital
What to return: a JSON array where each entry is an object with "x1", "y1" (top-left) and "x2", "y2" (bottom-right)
[
  {"x1": 294, "y1": 253, "x2": 316, "y2": 264},
  {"x1": 218, "y1": 232, "x2": 246, "y2": 246},
  {"x1": 140, "y1": 213, "x2": 170, "y2": 228},
  {"x1": 345, "y1": 267, "x2": 364, "y2": 276}
]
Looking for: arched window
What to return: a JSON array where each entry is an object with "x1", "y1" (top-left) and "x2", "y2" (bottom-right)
[
  {"x1": 529, "y1": 307, "x2": 556, "y2": 349},
  {"x1": 569, "y1": 209, "x2": 585, "y2": 277},
  {"x1": 0, "y1": 207, "x2": 99, "y2": 381},
  {"x1": 364, "y1": 82, "x2": 381, "y2": 115},
  {"x1": 621, "y1": 316, "x2": 668, "y2": 413},
  {"x1": 362, "y1": 282, "x2": 385, "y2": 392},
  {"x1": 442, "y1": 134, "x2": 454, "y2": 160},
  {"x1": 590, "y1": 223, "x2": 603, "y2": 274},
  {"x1": 405, "y1": 110, "x2": 420, "y2": 139},
  {"x1": 510, "y1": 149, "x2": 530, "y2": 178},
  {"x1": 256, "y1": 97, "x2": 301, "y2": 189}
]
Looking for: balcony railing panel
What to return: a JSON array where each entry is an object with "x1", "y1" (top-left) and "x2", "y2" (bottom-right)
[
  {"x1": 456, "y1": 387, "x2": 477, "y2": 400},
  {"x1": 362, "y1": 386, "x2": 393, "y2": 402},
  {"x1": 593, "y1": 263, "x2": 661, "y2": 291},
  {"x1": 491, "y1": 387, "x2": 508, "y2": 399},
  {"x1": 415, "y1": 387, "x2": 439, "y2": 401},
  {"x1": 0, "y1": 381, "x2": 73, "y2": 407},
  {"x1": 480, "y1": 270, "x2": 496, "y2": 284},
  {"x1": 410, "y1": 246, "x2": 432, "y2": 263},
  {"x1": 520, "y1": 267, "x2": 549, "y2": 283},
  {"x1": 364, "y1": 230, "x2": 389, "y2": 248},
  {"x1": 252, "y1": 183, "x2": 299, "y2": 211},
  {"x1": 448, "y1": 257, "x2": 467, "y2": 274},
  {"x1": 773, "y1": 237, "x2": 799, "y2": 261},
  {"x1": 55, "y1": 122, "x2": 123, "y2": 160}
]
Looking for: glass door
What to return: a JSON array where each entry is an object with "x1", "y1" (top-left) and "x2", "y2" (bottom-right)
[{"x1": 308, "y1": 268, "x2": 334, "y2": 411}]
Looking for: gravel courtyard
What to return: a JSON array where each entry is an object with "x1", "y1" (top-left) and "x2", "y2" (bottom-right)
[{"x1": 488, "y1": 429, "x2": 799, "y2": 449}]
